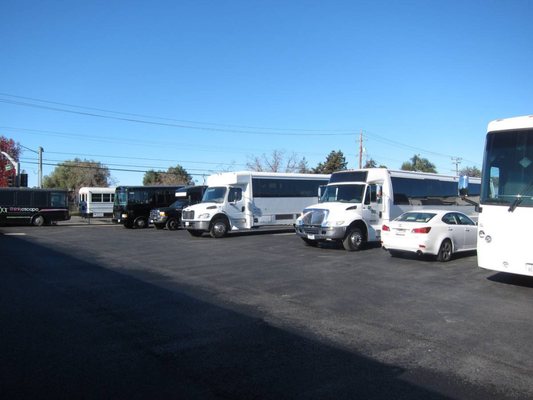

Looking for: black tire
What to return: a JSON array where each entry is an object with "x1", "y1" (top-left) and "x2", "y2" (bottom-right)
[
  {"x1": 301, "y1": 237, "x2": 318, "y2": 247},
  {"x1": 134, "y1": 217, "x2": 148, "y2": 229},
  {"x1": 188, "y1": 229, "x2": 204, "y2": 237},
  {"x1": 32, "y1": 215, "x2": 45, "y2": 227},
  {"x1": 154, "y1": 223, "x2": 165, "y2": 230},
  {"x1": 436, "y1": 239, "x2": 453, "y2": 262},
  {"x1": 210, "y1": 218, "x2": 229, "y2": 238},
  {"x1": 342, "y1": 227, "x2": 365, "y2": 251},
  {"x1": 166, "y1": 218, "x2": 179, "y2": 231}
]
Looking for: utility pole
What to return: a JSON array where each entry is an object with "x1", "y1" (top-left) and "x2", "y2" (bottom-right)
[
  {"x1": 451, "y1": 157, "x2": 462, "y2": 176},
  {"x1": 358, "y1": 130, "x2": 363, "y2": 169},
  {"x1": 38, "y1": 146, "x2": 43, "y2": 188}
]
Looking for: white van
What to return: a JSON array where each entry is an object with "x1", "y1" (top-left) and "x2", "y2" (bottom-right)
[{"x1": 181, "y1": 171, "x2": 330, "y2": 238}]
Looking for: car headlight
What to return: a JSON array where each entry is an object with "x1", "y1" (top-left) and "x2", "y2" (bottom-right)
[
  {"x1": 159, "y1": 211, "x2": 166, "y2": 217},
  {"x1": 121, "y1": 213, "x2": 128, "y2": 219},
  {"x1": 198, "y1": 213, "x2": 210, "y2": 219}
]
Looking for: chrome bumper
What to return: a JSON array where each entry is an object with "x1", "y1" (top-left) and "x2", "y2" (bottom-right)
[{"x1": 294, "y1": 224, "x2": 346, "y2": 240}]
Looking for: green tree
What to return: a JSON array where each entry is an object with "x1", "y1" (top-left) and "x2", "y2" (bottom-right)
[
  {"x1": 43, "y1": 158, "x2": 112, "y2": 191},
  {"x1": 401, "y1": 154, "x2": 437, "y2": 173},
  {"x1": 459, "y1": 166, "x2": 481, "y2": 178},
  {"x1": 0, "y1": 136, "x2": 21, "y2": 187},
  {"x1": 313, "y1": 150, "x2": 348, "y2": 174},
  {"x1": 143, "y1": 164, "x2": 193, "y2": 185}
]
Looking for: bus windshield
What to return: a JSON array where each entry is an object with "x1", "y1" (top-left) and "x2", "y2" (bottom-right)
[
  {"x1": 319, "y1": 184, "x2": 365, "y2": 203},
  {"x1": 114, "y1": 190, "x2": 128, "y2": 206},
  {"x1": 481, "y1": 129, "x2": 533, "y2": 208},
  {"x1": 202, "y1": 187, "x2": 227, "y2": 204}
]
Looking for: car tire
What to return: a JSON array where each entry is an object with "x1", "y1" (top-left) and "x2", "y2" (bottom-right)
[
  {"x1": 166, "y1": 218, "x2": 179, "y2": 230},
  {"x1": 343, "y1": 227, "x2": 364, "y2": 251},
  {"x1": 437, "y1": 239, "x2": 453, "y2": 262}
]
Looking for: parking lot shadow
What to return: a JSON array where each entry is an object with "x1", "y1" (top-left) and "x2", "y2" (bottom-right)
[
  {"x1": 1, "y1": 235, "x2": 450, "y2": 400},
  {"x1": 487, "y1": 272, "x2": 533, "y2": 288}
]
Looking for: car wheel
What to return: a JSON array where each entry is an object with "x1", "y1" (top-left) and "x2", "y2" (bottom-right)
[
  {"x1": 437, "y1": 239, "x2": 453, "y2": 262},
  {"x1": 301, "y1": 237, "x2": 318, "y2": 247},
  {"x1": 32, "y1": 215, "x2": 45, "y2": 227},
  {"x1": 166, "y1": 218, "x2": 179, "y2": 230},
  {"x1": 188, "y1": 229, "x2": 204, "y2": 237},
  {"x1": 210, "y1": 218, "x2": 228, "y2": 238},
  {"x1": 343, "y1": 227, "x2": 364, "y2": 251},
  {"x1": 134, "y1": 217, "x2": 148, "y2": 229}
]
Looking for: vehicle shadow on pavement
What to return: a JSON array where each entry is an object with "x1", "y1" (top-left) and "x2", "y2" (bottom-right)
[
  {"x1": 487, "y1": 272, "x2": 533, "y2": 288},
  {"x1": 0, "y1": 235, "x2": 461, "y2": 399}
]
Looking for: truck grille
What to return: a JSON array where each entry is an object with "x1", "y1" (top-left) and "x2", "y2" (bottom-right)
[
  {"x1": 182, "y1": 210, "x2": 194, "y2": 220},
  {"x1": 301, "y1": 209, "x2": 326, "y2": 225},
  {"x1": 149, "y1": 209, "x2": 159, "y2": 220},
  {"x1": 301, "y1": 226, "x2": 320, "y2": 234}
]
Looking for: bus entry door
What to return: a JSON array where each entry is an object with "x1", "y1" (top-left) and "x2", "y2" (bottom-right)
[{"x1": 226, "y1": 187, "x2": 247, "y2": 230}]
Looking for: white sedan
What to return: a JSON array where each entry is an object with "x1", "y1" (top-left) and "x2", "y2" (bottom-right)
[{"x1": 381, "y1": 210, "x2": 477, "y2": 262}]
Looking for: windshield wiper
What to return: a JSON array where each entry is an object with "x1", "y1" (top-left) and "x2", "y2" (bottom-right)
[{"x1": 508, "y1": 181, "x2": 533, "y2": 212}]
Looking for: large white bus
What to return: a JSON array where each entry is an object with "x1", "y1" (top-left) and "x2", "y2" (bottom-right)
[
  {"x1": 78, "y1": 187, "x2": 116, "y2": 218},
  {"x1": 181, "y1": 171, "x2": 330, "y2": 238},
  {"x1": 473, "y1": 115, "x2": 533, "y2": 276},
  {"x1": 295, "y1": 168, "x2": 480, "y2": 251}
]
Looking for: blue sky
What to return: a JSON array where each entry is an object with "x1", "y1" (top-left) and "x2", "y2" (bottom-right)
[{"x1": 1, "y1": 0, "x2": 532, "y2": 187}]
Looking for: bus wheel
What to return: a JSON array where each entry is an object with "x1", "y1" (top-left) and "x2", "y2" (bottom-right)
[
  {"x1": 210, "y1": 218, "x2": 228, "y2": 238},
  {"x1": 436, "y1": 239, "x2": 453, "y2": 262},
  {"x1": 134, "y1": 217, "x2": 148, "y2": 229},
  {"x1": 343, "y1": 227, "x2": 364, "y2": 251},
  {"x1": 166, "y1": 218, "x2": 178, "y2": 230},
  {"x1": 32, "y1": 215, "x2": 45, "y2": 227}
]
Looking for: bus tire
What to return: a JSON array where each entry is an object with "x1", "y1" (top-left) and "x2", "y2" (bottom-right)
[
  {"x1": 436, "y1": 239, "x2": 453, "y2": 262},
  {"x1": 188, "y1": 229, "x2": 204, "y2": 237},
  {"x1": 343, "y1": 227, "x2": 364, "y2": 251},
  {"x1": 210, "y1": 218, "x2": 228, "y2": 238},
  {"x1": 32, "y1": 215, "x2": 45, "y2": 227},
  {"x1": 134, "y1": 217, "x2": 148, "y2": 229},
  {"x1": 166, "y1": 218, "x2": 179, "y2": 230}
]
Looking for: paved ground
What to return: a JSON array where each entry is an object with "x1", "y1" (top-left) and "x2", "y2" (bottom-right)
[{"x1": 2, "y1": 222, "x2": 533, "y2": 399}]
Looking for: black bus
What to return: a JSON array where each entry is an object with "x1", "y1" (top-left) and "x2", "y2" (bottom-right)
[
  {"x1": 113, "y1": 185, "x2": 184, "y2": 228},
  {"x1": 0, "y1": 188, "x2": 70, "y2": 226}
]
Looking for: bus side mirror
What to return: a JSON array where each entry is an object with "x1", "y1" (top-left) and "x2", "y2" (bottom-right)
[
  {"x1": 318, "y1": 185, "x2": 326, "y2": 200},
  {"x1": 458, "y1": 175, "x2": 469, "y2": 197}
]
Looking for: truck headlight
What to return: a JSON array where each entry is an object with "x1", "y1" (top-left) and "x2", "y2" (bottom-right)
[
  {"x1": 159, "y1": 211, "x2": 166, "y2": 217},
  {"x1": 121, "y1": 213, "x2": 128, "y2": 219},
  {"x1": 198, "y1": 213, "x2": 210, "y2": 219}
]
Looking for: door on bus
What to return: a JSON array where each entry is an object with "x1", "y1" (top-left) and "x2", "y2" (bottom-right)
[
  {"x1": 225, "y1": 186, "x2": 247, "y2": 230},
  {"x1": 362, "y1": 184, "x2": 384, "y2": 241}
]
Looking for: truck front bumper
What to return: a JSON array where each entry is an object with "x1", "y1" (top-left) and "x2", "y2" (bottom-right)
[
  {"x1": 182, "y1": 220, "x2": 210, "y2": 231},
  {"x1": 294, "y1": 224, "x2": 346, "y2": 241}
]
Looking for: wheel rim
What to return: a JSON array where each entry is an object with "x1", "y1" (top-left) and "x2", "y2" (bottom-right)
[
  {"x1": 350, "y1": 232, "x2": 362, "y2": 248},
  {"x1": 213, "y1": 222, "x2": 226, "y2": 236},
  {"x1": 168, "y1": 220, "x2": 177, "y2": 230},
  {"x1": 136, "y1": 219, "x2": 146, "y2": 228},
  {"x1": 440, "y1": 241, "x2": 452, "y2": 261}
]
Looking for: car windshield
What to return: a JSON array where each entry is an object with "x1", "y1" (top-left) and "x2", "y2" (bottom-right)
[
  {"x1": 202, "y1": 187, "x2": 227, "y2": 204},
  {"x1": 168, "y1": 199, "x2": 189, "y2": 208},
  {"x1": 319, "y1": 184, "x2": 365, "y2": 203},
  {"x1": 395, "y1": 212, "x2": 436, "y2": 223}
]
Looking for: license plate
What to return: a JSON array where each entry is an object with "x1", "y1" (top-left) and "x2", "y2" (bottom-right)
[{"x1": 307, "y1": 234, "x2": 315, "y2": 240}]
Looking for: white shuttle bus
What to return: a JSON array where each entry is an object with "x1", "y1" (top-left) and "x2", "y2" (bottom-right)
[
  {"x1": 78, "y1": 187, "x2": 115, "y2": 218},
  {"x1": 473, "y1": 115, "x2": 533, "y2": 276},
  {"x1": 295, "y1": 168, "x2": 480, "y2": 251},
  {"x1": 181, "y1": 171, "x2": 330, "y2": 238}
]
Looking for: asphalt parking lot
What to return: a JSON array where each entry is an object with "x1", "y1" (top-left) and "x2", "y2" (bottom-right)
[{"x1": 2, "y1": 219, "x2": 533, "y2": 399}]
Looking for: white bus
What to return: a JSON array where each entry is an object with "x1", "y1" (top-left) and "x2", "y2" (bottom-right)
[
  {"x1": 181, "y1": 171, "x2": 330, "y2": 238},
  {"x1": 473, "y1": 115, "x2": 533, "y2": 276},
  {"x1": 295, "y1": 168, "x2": 480, "y2": 251},
  {"x1": 78, "y1": 187, "x2": 115, "y2": 218}
]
